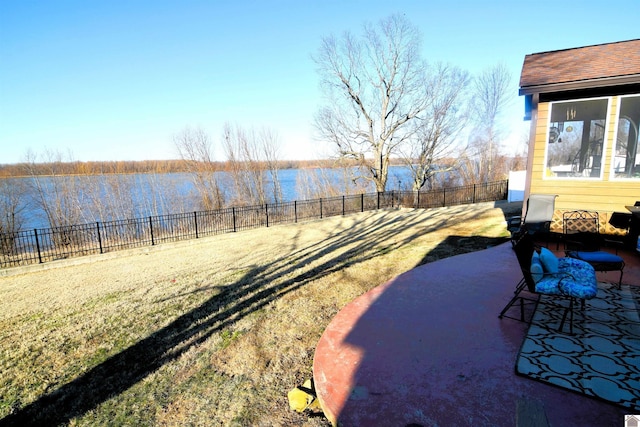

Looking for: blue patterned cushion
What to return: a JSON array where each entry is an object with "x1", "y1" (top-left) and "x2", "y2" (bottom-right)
[
  {"x1": 539, "y1": 247, "x2": 559, "y2": 273},
  {"x1": 534, "y1": 257, "x2": 597, "y2": 299},
  {"x1": 534, "y1": 276, "x2": 563, "y2": 295},
  {"x1": 530, "y1": 252, "x2": 544, "y2": 283},
  {"x1": 556, "y1": 258, "x2": 597, "y2": 299}
]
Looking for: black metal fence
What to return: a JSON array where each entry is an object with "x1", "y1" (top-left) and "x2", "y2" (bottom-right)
[{"x1": 0, "y1": 180, "x2": 508, "y2": 268}]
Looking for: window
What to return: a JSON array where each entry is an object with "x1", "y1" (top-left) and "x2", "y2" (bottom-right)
[
  {"x1": 612, "y1": 95, "x2": 640, "y2": 179},
  {"x1": 545, "y1": 98, "x2": 609, "y2": 178}
]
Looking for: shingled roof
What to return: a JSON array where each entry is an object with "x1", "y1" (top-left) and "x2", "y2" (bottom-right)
[{"x1": 519, "y1": 39, "x2": 640, "y2": 95}]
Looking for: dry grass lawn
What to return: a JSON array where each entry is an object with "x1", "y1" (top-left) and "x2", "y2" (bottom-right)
[{"x1": 0, "y1": 202, "x2": 520, "y2": 426}]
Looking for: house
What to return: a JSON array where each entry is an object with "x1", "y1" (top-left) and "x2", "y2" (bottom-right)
[{"x1": 519, "y1": 39, "x2": 640, "y2": 234}]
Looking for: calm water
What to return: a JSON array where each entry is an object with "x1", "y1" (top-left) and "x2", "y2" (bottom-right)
[{"x1": 8, "y1": 166, "x2": 415, "y2": 230}]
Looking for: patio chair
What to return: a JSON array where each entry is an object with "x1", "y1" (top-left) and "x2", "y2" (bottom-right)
[
  {"x1": 563, "y1": 210, "x2": 625, "y2": 288},
  {"x1": 508, "y1": 194, "x2": 557, "y2": 245},
  {"x1": 499, "y1": 232, "x2": 597, "y2": 334}
]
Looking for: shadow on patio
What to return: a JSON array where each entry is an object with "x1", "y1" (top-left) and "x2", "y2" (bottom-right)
[{"x1": 313, "y1": 240, "x2": 639, "y2": 426}]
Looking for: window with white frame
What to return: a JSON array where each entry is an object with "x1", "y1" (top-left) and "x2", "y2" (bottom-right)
[
  {"x1": 612, "y1": 94, "x2": 640, "y2": 179},
  {"x1": 545, "y1": 98, "x2": 609, "y2": 178}
]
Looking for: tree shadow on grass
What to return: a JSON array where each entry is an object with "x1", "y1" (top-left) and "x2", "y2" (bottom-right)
[{"x1": 1, "y1": 208, "x2": 470, "y2": 426}]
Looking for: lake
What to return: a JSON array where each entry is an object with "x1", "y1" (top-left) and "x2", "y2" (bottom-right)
[{"x1": 6, "y1": 166, "x2": 416, "y2": 230}]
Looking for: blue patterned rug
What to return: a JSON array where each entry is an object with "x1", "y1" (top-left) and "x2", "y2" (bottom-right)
[{"x1": 516, "y1": 283, "x2": 640, "y2": 411}]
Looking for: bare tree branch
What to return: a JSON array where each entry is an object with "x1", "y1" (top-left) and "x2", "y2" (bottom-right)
[
  {"x1": 399, "y1": 63, "x2": 470, "y2": 190},
  {"x1": 174, "y1": 126, "x2": 224, "y2": 210},
  {"x1": 222, "y1": 123, "x2": 283, "y2": 206},
  {"x1": 463, "y1": 63, "x2": 513, "y2": 183},
  {"x1": 314, "y1": 14, "x2": 428, "y2": 192}
]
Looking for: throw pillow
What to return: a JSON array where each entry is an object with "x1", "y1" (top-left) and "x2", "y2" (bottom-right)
[
  {"x1": 539, "y1": 247, "x2": 559, "y2": 274},
  {"x1": 530, "y1": 252, "x2": 544, "y2": 283}
]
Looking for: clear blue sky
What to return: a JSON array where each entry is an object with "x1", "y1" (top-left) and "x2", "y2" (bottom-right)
[{"x1": 1, "y1": 0, "x2": 638, "y2": 164}]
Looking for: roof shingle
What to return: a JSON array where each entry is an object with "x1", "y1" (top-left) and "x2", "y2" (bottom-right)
[{"x1": 520, "y1": 39, "x2": 640, "y2": 89}]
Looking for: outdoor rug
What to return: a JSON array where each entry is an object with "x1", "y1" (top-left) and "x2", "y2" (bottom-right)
[{"x1": 516, "y1": 282, "x2": 640, "y2": 411}]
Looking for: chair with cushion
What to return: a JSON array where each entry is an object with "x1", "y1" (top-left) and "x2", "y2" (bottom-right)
[
  {"x1": 508, "y1": 194, "x2": 558, "y2": 246},
  {"x1": 499, "y1": 232, "x2": 598, "y2": 334},
  {"x1": 563, "y1": 210, "x2": 625, "y2": 288}
]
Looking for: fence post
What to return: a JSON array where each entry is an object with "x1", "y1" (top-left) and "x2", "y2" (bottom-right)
[
  {"x1": 294, "y1": 201, "x2": 298, "y2": 223},
  {"x1": 361, "y1": 193, "x2": 364, "y2": 212},
  {"x1": 34, "y1": 229, "x2": 43, "y2": 263},
  {"x1": 232, "y1": 207, "x2": 237, "y2": 232},
  {"x1": 443, "y1": 188, "x2": 446, "y2": 207},
  {"x1": 377, "y1": 192, "x2": 380, "y2": 210},
  {"x1": 342, "y1": 196, "x2": 345, "y2": 216},
  {"x1": 320, "y1": 198, "x2": 323, "y2": 219},
  {"x1": 149, "y1": 217, "x2": 155, "y2": 245},
  {"x1": 265, "y1": 204, "x2": 269, "y2": 227},
  {"x1": 193, "y1": 212, "x2": 199, "y2": 238},
  {"x1": 417, "y1": 190, "x2": 420, "y2": 208},
  {"x1": 96, "y1": 222, "x2": 103, "y2": 254},
  {"x1": 473, "y1": 184, "x2": 476, "y2": 203}
]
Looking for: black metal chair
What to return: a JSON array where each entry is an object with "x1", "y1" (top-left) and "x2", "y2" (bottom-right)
[
  {"x1": 500, "y1": 233, "x2": 540, "y2": 322},
  {"x1": 563, "y1": 210, "x2": 625, "y2": 288},
  {"x1": 499, "y1": 232, "x2": 598, "y2": 334},
  {"x1": 508, "y1": 194, "x2": 558, "y2": 246}
]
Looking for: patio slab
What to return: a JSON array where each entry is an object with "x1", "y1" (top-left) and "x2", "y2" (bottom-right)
[{"x1": 313, "y1": 242, "x2": 637, "y2": 426}]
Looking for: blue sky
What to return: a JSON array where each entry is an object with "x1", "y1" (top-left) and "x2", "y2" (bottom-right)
[{"x1": 1, "y1": 0, "x2": 638, "y2": 164}]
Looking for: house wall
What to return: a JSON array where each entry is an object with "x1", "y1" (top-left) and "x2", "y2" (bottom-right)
[{"x1": 527, "y1": 96, "x2": 640, "y2": 233}]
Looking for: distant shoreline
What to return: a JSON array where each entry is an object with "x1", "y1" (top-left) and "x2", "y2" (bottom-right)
[{"x1": 0, "y1": 158, "x2": 409, "y2": 178}]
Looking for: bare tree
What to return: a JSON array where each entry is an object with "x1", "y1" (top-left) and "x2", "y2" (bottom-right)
[
  {"x1": 23, "y1": 149, "x2": 86, "y2": 229},
  {"x1": 0, "y1": 177, "x2": 28, "y2": 256},
  {"x1": 462, "y1": 63, "x2": 513, "y2": 183},
  {"x1": 314, "y1": 14, "x2": 429, "y2": 192},
  {"x1": 0, "y1": 178, "x2": 27, "y2": 232},
  {"x1": 258, "y1": 127, "x2": 283, "y2": 203},
  {"x1": 84, "y1": 173, "x2": 139, "y2": 222},
  {"x1": 174, "y1": 127, "x2": 224, "y2": 210},
  {"x1": 295, "y1": 158, "x2": 369, "y2": 199},
  {"x1": 222, "y1": 123, "x2": 284, "y2": 206},
  {"x1": 399, "y1": 63, "x2": 470, "y2": 191}
]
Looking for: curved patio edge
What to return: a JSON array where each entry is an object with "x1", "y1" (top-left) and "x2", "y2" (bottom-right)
[{"x1": 312, "y1": 242, "x2": 629, "y2": 426}]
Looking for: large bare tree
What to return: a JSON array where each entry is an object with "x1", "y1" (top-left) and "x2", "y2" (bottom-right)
[
  {"x1": 462, "y1": 63, "x2": 513, "y2": 183},
  {"x1": 399, "y1": 63, "x2": 470, "y2": 191},
  {"x1": 314, "y1": 14, "x2": 429, "y2": 192}
]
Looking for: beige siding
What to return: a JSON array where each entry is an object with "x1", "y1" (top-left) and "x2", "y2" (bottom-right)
[
  {"x1": 602, "y1": 96, "x2": 618, "y2": 178},
  {"x1": 528, "y1": 97, "x2": 640, "y2": 231}
]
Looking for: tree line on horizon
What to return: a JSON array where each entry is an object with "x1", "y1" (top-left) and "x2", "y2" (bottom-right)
[{"x1": 0, "y1": 158, "x2": 387, "y2": 178}]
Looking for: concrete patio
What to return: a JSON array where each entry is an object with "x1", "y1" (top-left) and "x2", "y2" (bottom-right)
[{"x1": 313, "y1": 241, "x2": 639, "y2": 426}]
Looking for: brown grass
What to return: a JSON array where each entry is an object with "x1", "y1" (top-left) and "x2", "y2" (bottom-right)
[{"x1": 0, "y1": 202, "x2": 520, "y2": 426}]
